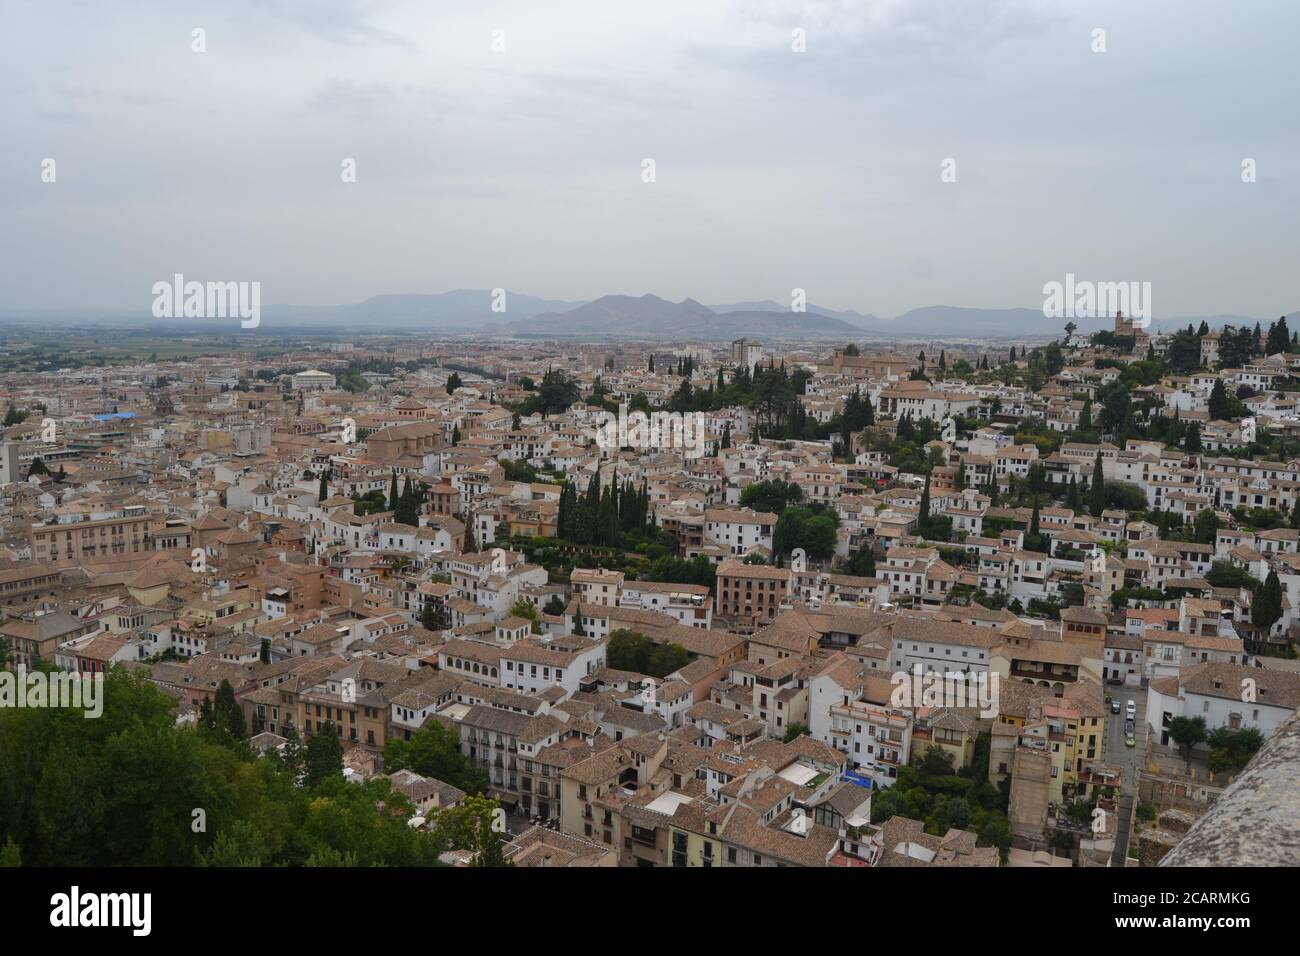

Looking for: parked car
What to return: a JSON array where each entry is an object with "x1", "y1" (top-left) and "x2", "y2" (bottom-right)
[
  {"x1": 1125, "y1": 699, "x2": 1136, "y2": 718},
  {"x1": 1125, "y1": 732, "x2": 1136, "y2": 748}
]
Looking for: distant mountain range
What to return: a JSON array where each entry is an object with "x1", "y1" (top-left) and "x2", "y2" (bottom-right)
[
  {"x1": 483, "y1": 294, "x2": 1289, "y2": 340},
  {"x1": 4, "y1": 290, "x2": 1292, "y2": 341},
  {"x1": 506, "y1": 294, "x2": 864, "y2": 339}
]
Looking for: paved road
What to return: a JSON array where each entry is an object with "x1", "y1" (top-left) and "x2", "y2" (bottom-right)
[{"x1": 1105, "y1": 687, "x2": 1147, "y2": 865}]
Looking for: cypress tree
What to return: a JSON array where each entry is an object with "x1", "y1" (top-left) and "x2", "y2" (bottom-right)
[
  {"x1": 399, "y1": 475, "x2": 417, "y2": 524},
  {"x1": 1253, "y1": 570, "x2": 1283, "y2": 637},
  {"x1": 1090, "y1": 452, "x2": 1106, "y2": 516}
]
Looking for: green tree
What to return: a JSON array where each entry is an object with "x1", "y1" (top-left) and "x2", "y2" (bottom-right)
[
  {"x1": 774, "y1": 506, "x2": 838, "y2": 560},
  {"x1": 1251, "y1": 569, "x2": 1284, "y2": 637},
  {"x1": 606, "y1": 629, "x2": 689, "y2": 678},
  {"x1": 843, "y1": 547, "x2": 876, "y2": 578},
  {"x1": 509, "y1": 597, "x2": 542, "y2": 634},
  {"x1": 304, "y1": 723, "x2": 344, "y2": 787},
  {"x1": 1097, "y1": 381, "x2": 1131, "y2": 436},
  {"x1": 1192, "y1": 508, "x2": 1220, "y2": 544},
  {"x1": 782, "y1": 722, "x2": 810, "y2": 743},
  {"x1": 1066, "y1": 475, "x2": 1081, "y2": 512},
  {"x1": 535, "y1": 368, "x2": 580, "y2": 417},
  {"x1": 382, "y1": 721, "x2": 488, "y2": 795},
  {"x1": 200, "y1": 820, "x2": 271, "y2": 867},
  {"x1": 200, "y1": 679, "x2": 247, "y2": 744},
  {"x1": 1089, "y1": 452, "x2": 1106, "y2": 517},
  {"x1": 1206, "y1": 726, "x2": 1265, "y2": 775},
  {"x1": 1166, "y1": 330, "x2": 1201, "y2": 374},
  {"x1": 739, "y1": 479, "x2": 803, "y2": 515},
  {"x1": 431, "y1": 794, "x2": 512, "y2": 867},
  {"x1": 919, "y1": 745, "x2": 956, "y2": 777},
  {"x1": 1266, "y1": 316, "x2": 1291, "y2": 355},
  {"x1": 395, "y1": 474, "x2": 420, "y2": 526},
  {"x1": 1166, "y1": 716, "x2": 1208, "y2": 769},
  {"x1": 1208, "y1": 379, "x2": 1233, "y2": 421},
  {"x1": 0, "y1": 836, "x2": 20, "y2": 867}
]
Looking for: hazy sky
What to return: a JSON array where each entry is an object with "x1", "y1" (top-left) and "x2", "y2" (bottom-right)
[{"x1": 2, "y1": 0, "x2": 1296, "y2": 318}]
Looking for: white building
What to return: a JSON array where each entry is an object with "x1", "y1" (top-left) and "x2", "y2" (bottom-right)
[
  {"x1": 703, "y1": 507, "x2": 776, "y2": 557},
  {"x1": 1146, "y1": 662, "x2": 1300, "y2": 749},
  {"x1": 291, "y1": 369, "x2": 337, "y2": 390},
  {"x1": 500, "y1": 636, "x2": 606, "y2": 699}
]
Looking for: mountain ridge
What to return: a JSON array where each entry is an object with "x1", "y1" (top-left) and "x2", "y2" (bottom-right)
[{"x1": 3, "y1": 291, "x2": 1293, "y2": 340}]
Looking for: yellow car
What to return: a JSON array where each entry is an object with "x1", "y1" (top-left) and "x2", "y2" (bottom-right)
[{"x1": 1125, "y1": 733, "x2": 1136, "y2": 748}]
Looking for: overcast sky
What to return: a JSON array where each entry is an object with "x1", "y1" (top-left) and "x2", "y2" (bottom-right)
[{"x1": 2, "y1": 0, "x2": 1296, "y2": 319}]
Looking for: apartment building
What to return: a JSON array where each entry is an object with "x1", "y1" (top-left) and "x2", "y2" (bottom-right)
[
  {"x1": 714, "y1": 560, "x2": 791, "y2": 633},
  {"x1": 29, "y1": 509, "x2": 153, "y2": 565}
]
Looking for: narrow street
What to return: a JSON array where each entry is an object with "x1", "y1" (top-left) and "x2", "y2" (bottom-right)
[{"x1": 1105, "y1": 687, "x2": 1147, "y2": 865}]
